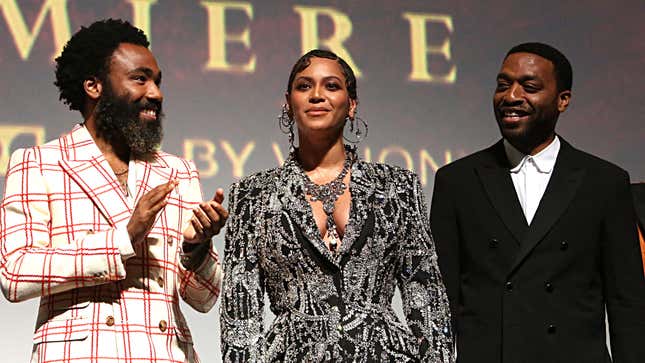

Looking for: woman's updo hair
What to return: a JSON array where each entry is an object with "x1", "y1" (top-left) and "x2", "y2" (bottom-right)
[{"x1": 286, "y1": 49, "x2": 357, "y2": 101}]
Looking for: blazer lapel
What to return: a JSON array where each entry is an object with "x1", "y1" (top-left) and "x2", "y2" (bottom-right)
[
  {"x1": 336, "y1": 161, "x2": 374, "y2": 258},
  {"x1": 508, "y1": 139, "x2": 585, "y2": 274},
  {"x1": 279, "y1": 161, "x2": 341, "y2": 268},
  {"x1": 132, "y1": 158, "x2": 177, "y2": 205},
  {"x1": 58, "y1": 126, "x2": 132, "y2": 226},
  {"x1": 279, "y1": 157, "x2": 377, "y2": 268},
  {"x1": 476, "y1": 141, "x2": 529, "y2": 244},
  {"x1": 131, "y1": 158, "x2": 179, "y2": 239}
]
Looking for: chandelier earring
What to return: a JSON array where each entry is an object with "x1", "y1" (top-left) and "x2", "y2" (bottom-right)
[
  {"x1": 278, "y1": 104, "x2": 296, "y2": 153},
  {"x1": 343, "y1": 110, "x2": 368, "y2": 145}
]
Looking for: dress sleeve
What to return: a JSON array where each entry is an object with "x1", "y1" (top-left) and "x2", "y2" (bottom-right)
[
  {"x1": 397, "y1": 172, "x2": 455, "y2": 362},
  {"x1": 220, "y1": 181, "x2": 266, "y2": 362}
]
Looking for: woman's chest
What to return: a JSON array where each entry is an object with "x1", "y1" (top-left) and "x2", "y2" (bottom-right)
[{"x1": 256, "y1": 193, "x2": 408, "y2": 279}]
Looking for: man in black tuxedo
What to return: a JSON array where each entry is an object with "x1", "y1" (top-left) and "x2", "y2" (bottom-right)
[{"x1": 430, "y1": 42, "x2": 645, "y2": 362}]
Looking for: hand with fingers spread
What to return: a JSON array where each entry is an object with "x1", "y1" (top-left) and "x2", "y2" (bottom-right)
[
  {"x1": 183, "y1": 188, "x2": 229, "y2": 244},
  {"x1": 127, "y1": 180, "x2": 178, "y2": 245}
]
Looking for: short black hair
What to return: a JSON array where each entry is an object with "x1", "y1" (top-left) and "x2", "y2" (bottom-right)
[
  {"x1": 286, "y1": 49, "x2": 358, "y2": 101},
  {"x1": 54, "y1": 19, "x2": 149, "y2": 112},
  {"x1": 506, "y1": 42, "x2": 573, "y2": 92}
]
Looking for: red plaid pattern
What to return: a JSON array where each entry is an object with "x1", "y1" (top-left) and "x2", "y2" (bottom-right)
[{"x1": 0, "y1": 125, "x2": 221, "y2": 362}]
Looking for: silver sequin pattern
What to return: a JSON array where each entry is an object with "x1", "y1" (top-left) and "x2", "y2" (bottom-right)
[{"x1": 220, "y1": 153, "x2": 454, "y2": 362}]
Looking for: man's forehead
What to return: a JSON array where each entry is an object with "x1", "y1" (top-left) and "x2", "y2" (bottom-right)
[
  {"x1": 499, "y1": 52, "x2": 555, "y2": 78},
  {"x1": 109, "y1": 43, "x2": 160, "y2": 73},
  {"x1": 503, "y1": 52, "x2": 554, "y2": 70}
]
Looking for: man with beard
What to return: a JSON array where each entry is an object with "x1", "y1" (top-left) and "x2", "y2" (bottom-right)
[
  {"x1": 430, "y1": 42, "x2": 645, "y2": 362},
  {"x1": 0, "y1": 19, "x2": 226, "y2": 362}
]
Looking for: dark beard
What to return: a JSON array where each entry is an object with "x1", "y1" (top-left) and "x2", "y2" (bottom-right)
[
  {"x1": 498, "y1": 116, "x2": 558, "y2": 154},
  {"x1": 94, "y1": 84, "x2": 164, "y2": 161}
]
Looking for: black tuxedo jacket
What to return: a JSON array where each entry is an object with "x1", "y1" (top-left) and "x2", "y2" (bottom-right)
[
  {"x1": 430, "y1": 138, "x2": 645, "y2": 363},
  {"x1": 633, "y1": 183, "x2": 645, "y2": 232}
]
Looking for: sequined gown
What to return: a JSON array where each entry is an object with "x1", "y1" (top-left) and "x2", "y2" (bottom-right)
[{"x1": 220, "y1": 153, "x2": 454, "y2": 362}]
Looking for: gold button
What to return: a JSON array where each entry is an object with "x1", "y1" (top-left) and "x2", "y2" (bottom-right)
[
  {"x1": 106, "y1": 316, "x2": 115, "y2": 326},
  {"x1": 157, "y1": 276, "x2": 164, "y2": 288},
  {"x1": 167, "y1": 237, "x2": 174, "y2": 245},
  {"x1": 159, "y1": 320, "x2": 168, "y2": 332}
]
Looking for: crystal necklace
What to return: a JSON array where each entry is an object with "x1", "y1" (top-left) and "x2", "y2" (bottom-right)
[{"x1": 299, "y1": 150, "x2": 354, "y2": 254}]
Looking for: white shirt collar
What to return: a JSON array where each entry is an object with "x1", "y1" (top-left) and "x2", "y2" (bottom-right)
[{"x1": 504, "y1": 136, "x2": 560, "y2": 174}]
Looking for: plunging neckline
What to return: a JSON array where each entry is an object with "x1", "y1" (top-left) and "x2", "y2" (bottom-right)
[
  {"x1": 302, "y1": 174, "x2": 353, "y2": 256},
  {"x1": 304, "y1": 171, "x2": 351, "y2": 249},
  {"x1": 297, "y1": 161, "x2": 370, "y2": 263},
  {"x1": 279, "y1": 149, "x2": 373, "y2": 264}
]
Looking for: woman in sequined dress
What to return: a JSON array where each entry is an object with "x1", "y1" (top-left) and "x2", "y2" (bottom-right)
[{"x1": 220, "y1": 49, "x2": 454, "y2": 362}]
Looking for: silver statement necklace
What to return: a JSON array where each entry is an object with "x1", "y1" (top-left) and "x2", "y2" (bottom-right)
[{"x1": 300, "y1": 150, "x2": 354, "y2": 254}]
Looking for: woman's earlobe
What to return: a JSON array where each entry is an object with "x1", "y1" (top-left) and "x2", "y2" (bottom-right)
[{"x1": 348, "y1": 99, "x2": 358, "y2": 118}]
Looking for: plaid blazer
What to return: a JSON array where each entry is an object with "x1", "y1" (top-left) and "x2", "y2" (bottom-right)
[{"x1": 0, "y1": 124, "x2": 221, "y2": 363}]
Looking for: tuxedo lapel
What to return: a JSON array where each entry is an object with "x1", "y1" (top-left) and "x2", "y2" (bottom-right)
[
  {"x1": 632, "y1": 183, "x2": 645, "y2": 230},
  {"x1": 59, "y1": 126, "x2": 131, "y2": 226},
  {"x1": 476, "y1": 141, "x2": 529, "y2": 244},
  {"x1": 508, "y1": 140, "x2": 585, "y2": 274}
]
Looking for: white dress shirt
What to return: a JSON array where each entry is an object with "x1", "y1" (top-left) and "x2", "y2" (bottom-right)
[{"x1": 504, "y1": 136, "x2": 560, "y2": 225}]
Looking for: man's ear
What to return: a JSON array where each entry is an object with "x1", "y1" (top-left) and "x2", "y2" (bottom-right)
[
  {"x1": 557, "y1": 90, "x2": 571, "y2": 113},
  {"x1": 83, "y1": 77, "x2": 102, "y2": 101}
]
